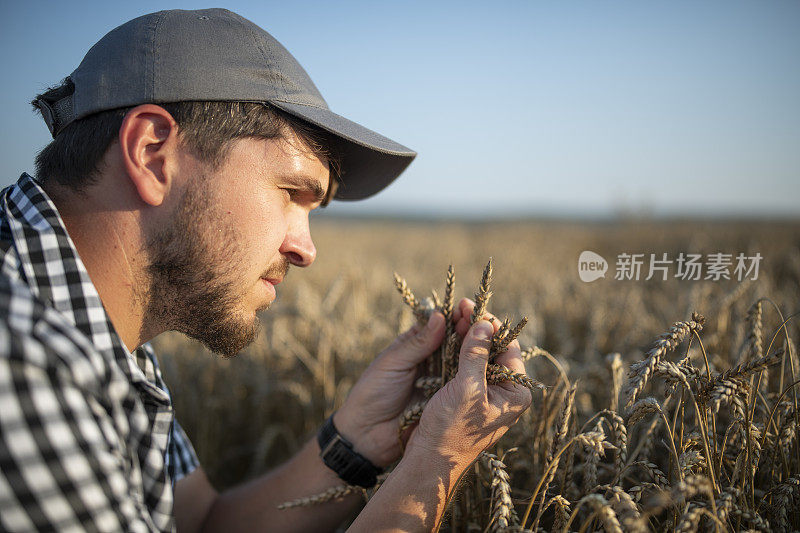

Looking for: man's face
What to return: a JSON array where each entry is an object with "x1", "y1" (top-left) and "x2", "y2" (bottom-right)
[{"x1": 144, "y1": 132, "x2": 330, "y2": 357}]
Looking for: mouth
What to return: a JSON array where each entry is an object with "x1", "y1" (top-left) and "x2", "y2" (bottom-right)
[{"x1": 260, "y1": 277, "x2": 279, "y2": 301}]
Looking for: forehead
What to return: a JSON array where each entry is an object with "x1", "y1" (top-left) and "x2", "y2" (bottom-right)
[
  {"x1": 274, "y1": 129, "x2": 331, "y2": 175},
  {"x1": 224, "y1": 133, "x2": 331, "y2": 192}
]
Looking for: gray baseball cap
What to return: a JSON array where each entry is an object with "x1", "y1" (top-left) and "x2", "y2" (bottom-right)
[{"x1": 34, "y1": 8, "x2": 415, "y2": 200}]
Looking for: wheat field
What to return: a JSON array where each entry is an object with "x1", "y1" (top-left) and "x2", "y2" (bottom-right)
[{"x1": 154, "y1": 218, "x2": 800, "y2": 531}]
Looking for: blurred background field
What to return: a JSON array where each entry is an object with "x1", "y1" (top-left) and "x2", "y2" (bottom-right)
[{"x1": 153, "y1": 217, "x2": 800, "y2": 491}]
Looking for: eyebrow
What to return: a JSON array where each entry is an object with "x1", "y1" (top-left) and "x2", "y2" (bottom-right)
[{"x1": 282, "y1": 176, "x2": 327, "y2": 203}]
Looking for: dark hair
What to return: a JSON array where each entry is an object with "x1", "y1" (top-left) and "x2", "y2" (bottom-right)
[{"x1": 31, "y1": 80, "x2": 341, "y2": 201}]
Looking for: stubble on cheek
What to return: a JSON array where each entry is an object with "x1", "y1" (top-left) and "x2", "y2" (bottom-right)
[{"x1": 141, "y1": 177, "x2": 262, "y2": 358}]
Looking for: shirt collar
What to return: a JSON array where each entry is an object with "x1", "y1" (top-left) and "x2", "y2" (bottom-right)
[{"x1": 2, "y1": 173, "x2": 170, "y2": 404}]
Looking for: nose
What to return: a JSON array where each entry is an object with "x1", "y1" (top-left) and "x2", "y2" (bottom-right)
[{"x1": 280, "y1": 212, "x2": 316, "y2": 267}]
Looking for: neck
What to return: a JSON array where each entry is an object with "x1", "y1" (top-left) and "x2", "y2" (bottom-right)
[{"x1": 47, "y1": 184, "x2": 158, "y2": 352}]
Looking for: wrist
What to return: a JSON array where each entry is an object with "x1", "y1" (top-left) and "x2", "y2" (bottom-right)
[
  {"x1": 332, "y1": 408, "x2": 382, "y2": 466},
  {"x1": 397, "y1": 444, "x2": 472, "y2": 498},
  {"x1": 404, "y1": 432, "x2": 475, "y2": 474},
  {"x1": 349, "y1": 445, "x2": 468, "y2": 532},
  {"x1": 318, "y1": 413, "x2": 383, "y2": 488}
]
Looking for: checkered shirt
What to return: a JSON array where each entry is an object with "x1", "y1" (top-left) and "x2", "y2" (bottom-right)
[{"x1": 0, "y1": 174, "x2": 199, "y2": 531}]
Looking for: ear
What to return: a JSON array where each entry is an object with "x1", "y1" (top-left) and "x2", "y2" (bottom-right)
[{"x1": 118, "y1": 104, "x2": 180, "y2": 207}]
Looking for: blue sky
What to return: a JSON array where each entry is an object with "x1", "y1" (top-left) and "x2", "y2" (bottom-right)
[{"x1": 1, "y1": 1, "x2": 798, "y2": 218}]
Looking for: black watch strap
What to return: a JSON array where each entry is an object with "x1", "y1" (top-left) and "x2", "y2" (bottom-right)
[{"x1": 317, "y1": 414, "x2": 382, "y2": 488}]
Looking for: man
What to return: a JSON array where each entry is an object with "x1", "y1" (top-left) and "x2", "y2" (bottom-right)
[{"x1": 0, "y1": 8, "x2": 531, "y2": 532}]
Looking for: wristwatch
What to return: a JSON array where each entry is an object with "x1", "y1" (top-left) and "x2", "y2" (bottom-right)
[{"x1": 317, "y1": 414, "x2": 382, "y2": 488}]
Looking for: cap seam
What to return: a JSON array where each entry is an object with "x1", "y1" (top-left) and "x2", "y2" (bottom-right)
[
  {"x1": 150, "y1": 11, "x2": 167, "y2": 102},
  {"x1": 241, "y1": 18, "x2": 282, "y2": 97},
  {"x1": 269, "y1": 98, "x2": 326, "y2": 111}
]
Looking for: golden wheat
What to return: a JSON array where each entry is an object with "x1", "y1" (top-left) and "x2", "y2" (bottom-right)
[{"x1": 153, "y1": 221, "x2": 800, "y2": 532}]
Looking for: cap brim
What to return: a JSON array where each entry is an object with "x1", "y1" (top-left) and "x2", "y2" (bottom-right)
[{"x1": 268, "y1": 101, "x2": 415, "y2": 200}]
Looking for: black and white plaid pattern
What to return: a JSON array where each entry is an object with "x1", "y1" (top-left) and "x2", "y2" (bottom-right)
[{"x1": 0, "y1": 174, "x2": 199, "y2": 531}]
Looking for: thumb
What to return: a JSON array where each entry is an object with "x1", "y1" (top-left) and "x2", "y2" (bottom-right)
[
  {"x1": 457, "y1": 320, "x2": 493, "y2": 380},
  {"x1": 388, "y1": 312, "x2": 446, "y2": 366}
]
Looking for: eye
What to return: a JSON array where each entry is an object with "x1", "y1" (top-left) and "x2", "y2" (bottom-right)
[{"x1": 281, "y1": 188, "x2": 300, "y2": 201}]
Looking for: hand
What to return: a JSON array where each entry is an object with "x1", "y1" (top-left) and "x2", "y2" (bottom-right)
[
  {"x1": 334, "y1": 312, "x2": 446, "y2": 467},
  {"x1": 405, "y1": 298, "x2": 533, "y2": 469}
]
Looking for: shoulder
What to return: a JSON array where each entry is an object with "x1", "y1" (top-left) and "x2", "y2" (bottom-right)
[{"x1": 0, "y1": 274, "x2": 125, "y2": 398}]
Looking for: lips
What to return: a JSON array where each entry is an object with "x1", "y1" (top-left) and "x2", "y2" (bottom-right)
[
  {"x1": 261, "y1": 277, "x2": 277, "y2": 300},
  {"x1": 261, "y1": 257, "x2": 290, "y2": 286}
]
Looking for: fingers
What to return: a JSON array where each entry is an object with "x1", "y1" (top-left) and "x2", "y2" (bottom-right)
[
  {"x1": 456, "y1": 298, "x2": 471, "y2": 321},
  {"x1": 452, "y1": 298, "x2": 465, "y2": 324},
  {"x1": 456, "y1": 320, "x2": 494, "y2": 381},
  {"x1": 455, "y1": 298, "x2": 501, "y2": 337},
  {"x1": 493, "y1": 339, "x2": 526, "y2": 375},
  {"x1": 488, "y1": 337, "x2": 533, "y2": 412},
  {"x1": 453, "y1": 298, "x2": 530, "y2": 385},
  {"x1": 454, "y1": 299, "x2": 471, "y2": 337},
  {"x1": 385, "y1": 312, "x2": 446, "y2": 367}
]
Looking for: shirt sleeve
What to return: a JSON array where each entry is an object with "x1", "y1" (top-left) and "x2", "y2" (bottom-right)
[
  {"x1": 167, "y1": 419, "x2": 199, "y2": 484},
  {"x1": 0, "y1": 327, "x2": 159, "y2": 532}
]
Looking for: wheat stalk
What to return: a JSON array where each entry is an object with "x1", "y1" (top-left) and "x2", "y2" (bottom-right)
[
  {"x1": 603, "y1": 484, "x2": 647, "y2": 533},
  {"x1": 492, "y1": 316, "x2": 528, "y2": 357},
  {"x1": 678, "y1": 450, "x2": 704, "y2": 476},
  {"x1": 623, "y1": 312, "x2": 705, "y2": 409},
  {"x1": 530, "y1": 385, "x2": 577, "y2": 532},
  {"x1": 414, "y1": 376, "x2": 443, "y2": 398},
  {"x1": 762, "y1": 476, "x2": 799, "y2": 533},
  {"x1": 745, "y1": 299, "x2": 764, "y2": 363},
  {"x1": 443, "y1": 332, "x2": 460, "y2": 383},
  {"x1": 547, "y1": 494, "x2": 571, "y2": 532},
  {"x1": 675, "y1": 502, "x2": 705, "y2": 533},
  {"x1": 598, "y1": 410, "x2": 628, "y2": 478},
  {"x1": 627, "y1": 397, "x2": 661, "y2": 427},
  {"x1": 398, "y1": 400, "x2": 427, "y2": 433},
  {"x1": 607, "y1": 353, "x2": 624, "y2": 413},
  {"x1": 470, "y1": 258, "x2": 493, "y2": 325},
  {"x1": 393, "y1": 273, "x2": 428, "y2": 322},
  {"x1": 627, "y1": 482, "x2": 663, "y2": 503},
  {"x1": 482, "y1": 452, "x2": 519, "y2": 531},
  {"x1": 443, "y1": 265, "x2": 455, "y2": 319},
  {"x1": 520, "y1": 346, "x2": 552, "y2": 361},
  {"x1": 487, "y1": 363, "x2": 546, "y2": 391},
  {"x1": 277, "y1": 484, "x2": 361, "y2": 509},
  {"x1": 703, "y1": 348, "x2": 784, "y2": 398},
  {"x1": 630, "y1": 461, "x2": 669, "y2": 487},
  {"x1": 709, "y1": 377, "x2": 750, "y2": 414},
  {"x1": 568, "y1": 493, "x2": 623, "y2": 533}
]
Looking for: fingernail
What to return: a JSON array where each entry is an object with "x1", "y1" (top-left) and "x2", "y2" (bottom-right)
[{"x1": 473, "y1": 320, "x2": 493, "y2": 340}]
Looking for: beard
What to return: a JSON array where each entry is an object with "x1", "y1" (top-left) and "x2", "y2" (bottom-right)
[{"x1": 142, "y1": 175, "x2": 288, "y2": 358}]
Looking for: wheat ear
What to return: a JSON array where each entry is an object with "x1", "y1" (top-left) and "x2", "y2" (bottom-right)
[
  {"x1": 393, "y1": 273, "x2": 428, "y2": 322},
  {"x1": 470, "y1": 258, "x2": 493, "y2": 325},
  {"x1": 277, "y1": 484, "x2": 360, "y2": 509},
  {"x1": 398, "y1": 400, "x2": 427, "y2": 434},
  {"x1": 481, "y1": 452, "x2": 519, "y2": 531},
  {"x1": 487, "y1": 363, "x2": 546, "y2": 391},
  {"x1": 491, "y1": 316, "x2": 528, "y2": 357},
  {"x1": 623, "y1": 312, "x2": 705, "y2": 408}
]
